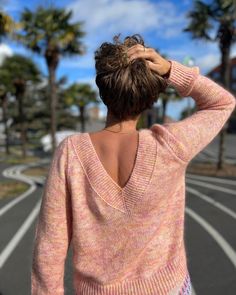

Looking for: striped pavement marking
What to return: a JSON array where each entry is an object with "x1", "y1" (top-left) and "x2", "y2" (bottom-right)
[
  {"x1": 186, "y1": 186, "x2": 236, "y2": 220},
  {"x1": 186, "y1": 173, "x2": 236, "y2": 186},
  {"x1": 186, "y1": 206, "x2": 236, "y2": 268},
  {"x1": 186, "y1": 178, "x2": 236, "y2": 195},
  {"x1": 0, "y1": 199, "x2": 41, "y2": 268},
  {"x1": 0, "y1": 166, "x2": 37, "y2": 217}
]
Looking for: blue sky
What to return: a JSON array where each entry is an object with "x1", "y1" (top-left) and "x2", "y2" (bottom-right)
[{"x1": 1, "y1": 0, "x2": 236, "y2": 119}]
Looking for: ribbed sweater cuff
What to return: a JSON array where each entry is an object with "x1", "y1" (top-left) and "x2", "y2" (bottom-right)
[{"x1": 166, "y1": 60, "x2": 200, "y2": 97}]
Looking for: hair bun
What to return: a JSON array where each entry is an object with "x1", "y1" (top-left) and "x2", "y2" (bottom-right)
[
  {"x1": 95, "y1": 34, "x2": 145, "y2": 75},
  {"x1": 94, "y1": 33, "x2": 168, "y2": 121}
]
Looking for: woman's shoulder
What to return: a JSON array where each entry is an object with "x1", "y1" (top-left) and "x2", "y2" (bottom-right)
[
  {"x1": 53, "y1": 133, "x2": 82, "y2": 160},
  {"x1": 141, "y1": 124, "x2": 166, "y2": 139},
  {"x1": 61, "y1": 132, "x2": 82, "y2": 145}
]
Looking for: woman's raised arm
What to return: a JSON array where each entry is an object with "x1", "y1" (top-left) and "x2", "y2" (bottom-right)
[{"x1": 127, "y1": 45, "x2": 236, "y2": 164}]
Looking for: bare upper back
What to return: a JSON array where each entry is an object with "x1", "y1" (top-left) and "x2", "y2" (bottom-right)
[{"x1": 88, "y1": 131, "x2": 139, "y2": 189}]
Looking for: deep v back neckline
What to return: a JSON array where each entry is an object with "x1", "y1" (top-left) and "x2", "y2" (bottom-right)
[
  {"x1": 87, "y1": 131, "x2": 140, "y2": 191},
  {"x1": 71, "y1": 129, "x2": 157, "y2": 216}
]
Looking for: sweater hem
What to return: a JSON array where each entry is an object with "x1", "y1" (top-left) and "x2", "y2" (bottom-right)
[{"x1": 73, "y1": 245, "x2": 188, "y2": 295}]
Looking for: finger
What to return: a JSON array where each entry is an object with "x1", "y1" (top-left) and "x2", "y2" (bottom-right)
[
  {"x1": 127, "y1": 46, "x2": 156, "y2": 59},
  {"x1": 127, "y1": 44, "x2": 147, "y2": 56},
  {"x1": 146, "y1": 60, "x2": 158, "y2": 72},
  {"x1": 127, "y1": 44, "x2": 144, "y2": 54},
  {"x1": 128, "y1": 49, "x2": 156, "y2": 62}
]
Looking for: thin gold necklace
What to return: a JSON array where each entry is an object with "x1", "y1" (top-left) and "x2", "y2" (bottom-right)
[{"x1": 103, "y1": 128, "x2": 138, "y2": 134}]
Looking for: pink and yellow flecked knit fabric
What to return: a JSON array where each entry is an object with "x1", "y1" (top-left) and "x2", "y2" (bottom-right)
[{"x1": 31, "y1": 60, "x2": 236, "y2": 295}]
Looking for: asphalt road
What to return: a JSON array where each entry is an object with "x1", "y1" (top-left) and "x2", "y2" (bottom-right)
[{"x1": 0, "y1": 134, "x2": 236, "y2": 295}]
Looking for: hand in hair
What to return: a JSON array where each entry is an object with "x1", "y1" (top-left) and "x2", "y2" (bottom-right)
[
  {"x1": 127, "y1": 44, "x2": 171, "y2": 77},
  {"x1": 94, "y1": 34, "x2": 169, "y2": 120}
]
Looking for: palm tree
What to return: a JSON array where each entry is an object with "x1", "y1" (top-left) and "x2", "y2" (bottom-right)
[
  {"x1": 0, "y1": 84, "x2": 10, "y2": 154},
  {"x1": 0, "y1": 11, "x2": 15, "y2": 42},
  {"x1": 64, "y1": 83, "x2": 99, "y2": 132},
  {"x1": 0, "y1": 11, "x2": 15, "y2": 154},
  {"x1": 183, "y1": 0, "x2": 236, "y2": 170},
  {"x1": 156, "y1": 50, "x2": 181, "y2": 123},
  {"x1": 16, "y1": 6, "x2": 86, "y2": 152},
  {"x1": 159, "y1": 87, "x2": 181, "y2": 123},
  {"x1": 0, "y1": 54, "x2": 41, "y2": 157}
]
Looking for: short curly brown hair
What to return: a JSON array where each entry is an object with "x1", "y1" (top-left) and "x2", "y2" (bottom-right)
[{"x1": 94, "y1": 33, "x2": 167, "y2": 121}]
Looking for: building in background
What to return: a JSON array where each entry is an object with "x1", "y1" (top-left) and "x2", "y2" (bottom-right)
[
  {"x1": 76, "y1": 105, "x2": 105, "y2": 132},
  {"x1": 87, "y1": 105, "x2": 100, "y2": 120},
  {"x1": 207, "y1": 56, "x2": 236, "y2": 92}
]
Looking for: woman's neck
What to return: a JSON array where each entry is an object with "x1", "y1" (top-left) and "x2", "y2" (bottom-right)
[{"x1": 104, "y1": 111, "x2": 140, "y2": 133}]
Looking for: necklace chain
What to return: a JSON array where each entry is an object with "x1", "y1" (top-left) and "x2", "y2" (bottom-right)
[{"x1": 103, "y1": 128, "x2": 138, "y2": 134}]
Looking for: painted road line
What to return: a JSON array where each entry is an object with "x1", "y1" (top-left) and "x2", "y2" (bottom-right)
[
  {"x1": 186, "y1": 178, "x2": 236, "y2": 196},
  {"x1": 0, "y1": 199, "x2": 41, "y2": 268},
  {"x1": 4, "y1": 163, "x2": 46, "y2": 185},
  {"x1": 196, "y1": 153, "x2": 208, "y2": 160},
  {"x1": 3, "y1": 165, "x2": 33, "y2": 181},
  {"x1": 3, "y1": 162, "x2": 47, "y2": 185},
  {"x1": 186, "y1": 186, "x2": 236, "y2": 220},
  {"x1": 199, "y1": 149, "x2": 236, "y2": 164},
  {"x1": 28, "y1": 175, "x2": 46, "y2": 185},
  {"x1": 186, "y1": 206, "x2": 236, "y2": 268},
  {"x1": 192, "y1": 286, "x2": 197, "y2": 295},
  {"x1": 0, "y1": 166, "x2": 37, "y2": 217},
  {"x1": 186, "y1": 174, "x2": 236, "y2": 186},
  {"x1": 0, "y1": 184, "x2": 36, "y2": 217}
]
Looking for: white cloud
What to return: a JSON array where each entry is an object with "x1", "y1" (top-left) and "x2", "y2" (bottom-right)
[
  {"x1": 67, "y1": 0, "x2": 185, "y2": 37},
  {"x1": 64, "y1": 0, "x2": 187, "y2": 70},
  {"x1": 166, "y1": 40, "x2": 222, "y2": 74},
  {"x1": 0, "y1": 43, "x2": 13, "y2": 65},
  {"x1": 191, "y1": 41, "x2": 234, "y2": 74},
  {"x1": 0, "y1": 0, "x2": 20, "y2": 12},
  {"x1": 195, "y1": 53, "x2": 220, "y2": 74}
]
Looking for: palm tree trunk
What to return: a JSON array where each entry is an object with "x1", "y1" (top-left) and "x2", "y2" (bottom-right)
[
  {"x1": 1, "y1": 94, "x2": 10, "y2": 154},
  {"x1": 17, "y1": 91, "x2": 27, "y2": 158},
  {"x1": 79, "y1": 105, "x2": 85, "y2": 132},
  {"x1": 218, "y1": 45, "x2": 231, "y2": 170},
  {"x1": 45, "y1": 46, "x2": 59, "y2": 153},
  {"x1": 162, "y1": 98, "x2": 167, "y2": 123},
  {"x1": 48, "y1": 65, "x2": 57, "y2": 153}
]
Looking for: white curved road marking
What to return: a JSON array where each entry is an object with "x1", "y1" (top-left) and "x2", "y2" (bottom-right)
[
  {"x1": 186, "y1": 178, "x2": 236, "y2": 195},
  {"x1": 186, "y1": 173, "x2": 236, "y2": 186},
  {"x1": 0, "y1": 166, "x2": 37, "y2": 217},
  {"x1": 0, "y1": 162, "x2": 45, "y2": 268},
  {"x1": 191, "y1": 286, "x2": 196, "y2": 295},
  {"x1": 0, "y1": 199, "x2": 41, "y2": 268},
  {"x1": 186, "y1": 206, "x2": 236, "y2": 268},
  {"x1": 186, "y1": 186, "x2": 236, "y2": 220}
]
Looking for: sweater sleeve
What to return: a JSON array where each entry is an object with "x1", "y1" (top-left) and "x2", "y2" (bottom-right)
[
  {"x1": 31, "y1": 136, "x2": 72, "y2": 295},
  {"x1": 151, "y1": 60, "x2": 236, "y2": 164}
]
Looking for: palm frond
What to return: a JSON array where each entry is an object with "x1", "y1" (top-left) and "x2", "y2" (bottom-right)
[
  {"x1": 17, "y1": 6, "x2": 86, "y2": 57},
  {"x1": 183, "y1": 0, "x2": 215, "y2": 41}
]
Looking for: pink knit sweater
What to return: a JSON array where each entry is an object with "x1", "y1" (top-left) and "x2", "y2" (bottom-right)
[{"x1": 31, "y1": 60, "x2": 236, "y2": 295}]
